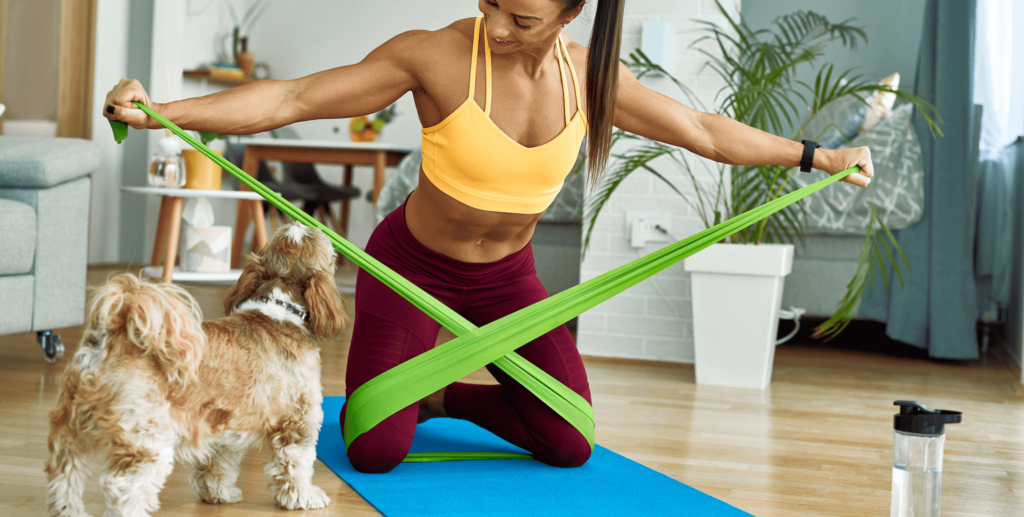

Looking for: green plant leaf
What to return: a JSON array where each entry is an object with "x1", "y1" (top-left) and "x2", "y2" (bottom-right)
[{"x1": 586, "y1": 2, "x2": 936, "y2": 340}]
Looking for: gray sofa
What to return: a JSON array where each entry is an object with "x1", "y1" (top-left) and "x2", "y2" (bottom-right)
[
  {"x1": 0, "y1": 137, "x2": 98, "y2": 361},
  {"x1": 781, "y1": 234, "x2": 862, "y2": 318}
]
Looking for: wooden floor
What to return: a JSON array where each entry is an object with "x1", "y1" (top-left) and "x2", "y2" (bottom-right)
[{"x1": 2, "y1": 264, "x2": 1023, "y2": 516}]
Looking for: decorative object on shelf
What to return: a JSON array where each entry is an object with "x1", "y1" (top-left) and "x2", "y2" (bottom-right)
[
  {"x1": 148, "y1": 131, "x2": 187, "y2": 188},
  {"x1": 183, "y1": 132, "x2": 226, "y2": 190},
  {"x1": 235, "y1": 37, "x2": 255, "y2": 77},
  {"x1": 349, "y1": 103, "x2": 398, "y2": 142},
  {"x1": 583, "y1": 4, "x2": 941, "y2": 346},
  {"x1": 228, "y1": 0, "x2": 268, "y2": 77}
]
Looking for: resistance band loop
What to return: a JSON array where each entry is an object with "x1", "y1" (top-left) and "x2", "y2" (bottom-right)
[{"x1": 111, "y1": 106, "x2": 855, "y2": 463}]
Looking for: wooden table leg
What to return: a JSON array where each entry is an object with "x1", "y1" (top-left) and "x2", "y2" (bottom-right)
[
  {"x1": 232, "y1": 196, "x2": 250, "y2": 268},
  {"x1": 233, "y1": 148, "x2": 261, "y2": 268},
  {"x1": 151, "y1": 196, "x2": 170, "y2": 266},
  {"x1": 373, "y1": 150, "x2": 386, "y2": 207},
  {"x1": 162, "y1": 196, "x2": 184, "y2": 283},
  {"x1": 267, "y1": 205, "x2": 282, "y2": 232},
  {"x1": 341, "y1": 164, "x2": 353, "y2": 238},
  {"x1": 250, "y1": 199, "x2": 269, "y2": 252}
]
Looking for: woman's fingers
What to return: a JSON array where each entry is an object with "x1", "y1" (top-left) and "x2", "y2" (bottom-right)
[
  {"x1": 104, "y1": 104, "x2": 149, "y2": 129},
  {"x1": 834, "y1": 146, "x2": 874, "y2": 188},
  {"x1": 843, "y1": 172, "x2": 871, "y2": 188},
  {"x1": 101, "y1": 78, "x2": 152, "y2": 129}
]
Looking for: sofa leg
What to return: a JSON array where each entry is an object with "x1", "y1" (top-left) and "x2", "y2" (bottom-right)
[{"x1": 36, "y1": 330, "x2": 65, "y2": 363}]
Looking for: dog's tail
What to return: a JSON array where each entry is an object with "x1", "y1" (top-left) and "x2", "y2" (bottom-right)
[{"x1": 85, "y1": 273, "x2": 206, "y2": 384}]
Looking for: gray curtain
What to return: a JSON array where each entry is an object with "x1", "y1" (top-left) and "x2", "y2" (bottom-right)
[{"x1": 858, "y1": 0, "x2": 980, "y2": 359}]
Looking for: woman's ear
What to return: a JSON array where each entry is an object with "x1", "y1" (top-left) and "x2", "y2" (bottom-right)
[
  {"x1": 223, "y1": 254, "x2": 263, "y2": 316},
  {"x1": 304, "y1": 270, "x2": 348, "y2": 340}
]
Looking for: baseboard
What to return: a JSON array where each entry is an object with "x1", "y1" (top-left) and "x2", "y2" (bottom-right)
[{"x1": 581, "y1": 354, "x2": 693, "y2": 370}]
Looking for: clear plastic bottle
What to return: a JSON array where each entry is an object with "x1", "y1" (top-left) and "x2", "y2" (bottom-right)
[
  {"x1": 148, "y1": 132, "x2": 186, "y2": 188},
  {"x1": 890, "y1": 401, "x2": 962, "y2": 517}
]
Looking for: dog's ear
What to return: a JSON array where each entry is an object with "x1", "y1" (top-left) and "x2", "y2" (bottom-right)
[
  {"x1": 224, "y1": 254, "x2": 263, "y2": 316},
  {"x1": 304, "y1": 270, "x2": 347, "y2": 340}
]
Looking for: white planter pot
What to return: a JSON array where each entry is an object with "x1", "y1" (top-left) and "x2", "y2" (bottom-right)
[{"x1": 684, "y1": 243, "x2": 794, "y2": 390}]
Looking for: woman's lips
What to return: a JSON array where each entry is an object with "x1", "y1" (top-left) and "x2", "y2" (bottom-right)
[{"x1": 491, "y1": 38, "x2": 514, "y2": 47}]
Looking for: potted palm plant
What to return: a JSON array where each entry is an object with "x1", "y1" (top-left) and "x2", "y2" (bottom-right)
[{"x1": 583, "y1": 4, "x2": 940, "y2": 388}]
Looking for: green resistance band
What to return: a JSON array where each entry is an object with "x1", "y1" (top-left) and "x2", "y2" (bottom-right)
[{"x1": 110, "y1": 106, "x2": 856, "y2": 463}]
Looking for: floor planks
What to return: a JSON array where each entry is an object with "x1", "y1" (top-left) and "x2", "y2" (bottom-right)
[{"x1": 0, "y1": 264, "x2": 1022, "y2": 516}]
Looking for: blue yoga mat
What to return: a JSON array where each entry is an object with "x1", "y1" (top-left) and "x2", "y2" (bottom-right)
[{"x1": 316, "y1": 397, "x2": 751, "y2": 517}]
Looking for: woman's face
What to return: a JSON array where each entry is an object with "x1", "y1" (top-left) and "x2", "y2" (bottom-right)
[{"x1": 477, "y1": 0, "x2": 580, "y2": 54}]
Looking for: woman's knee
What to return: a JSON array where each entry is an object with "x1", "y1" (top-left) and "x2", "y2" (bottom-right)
[
  {"x1": 340, "y1": 406, "x2": 413, "y2": 474},
  {"x1": 534, "y1": 425, "x2": 592, "y2": 468},
  {"x1": 346, "y1": 443, "x2": 406, "y2": 474}
]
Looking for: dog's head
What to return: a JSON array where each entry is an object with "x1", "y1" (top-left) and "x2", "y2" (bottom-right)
[{"x1": 224, "y1": 223, "x2": 348, "y2": 340}]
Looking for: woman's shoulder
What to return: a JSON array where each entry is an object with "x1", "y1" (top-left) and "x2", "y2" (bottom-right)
[{"x1": 384, "y1": 18, "x2": 477, "y2": 65}]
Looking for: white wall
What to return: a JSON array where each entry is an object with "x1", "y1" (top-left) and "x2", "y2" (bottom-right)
[
  {"x1": 139, "y1": 0, "x2": 495, "y2": 256},
  {"x1": 88, "y1": 0, "x2": 129, "y2": 263},
  {"x1": 576, "y1": 0, "x2": 740, "y2": 363}
]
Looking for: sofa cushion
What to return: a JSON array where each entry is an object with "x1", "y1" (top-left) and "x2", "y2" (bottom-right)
[
  {"x1": 0, "y1": 198, "x2": 36, "y2": 275},
  {"x1": 0, "y1": 275, "x2": 34, "y2": 334},
  {"x1": 0, "y1": 136, "x2": 101, "y2": 188}
]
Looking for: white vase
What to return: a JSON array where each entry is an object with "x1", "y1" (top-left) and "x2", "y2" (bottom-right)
[{"x1": 683, "y1": 242, "x2": 794, "y2": 390}]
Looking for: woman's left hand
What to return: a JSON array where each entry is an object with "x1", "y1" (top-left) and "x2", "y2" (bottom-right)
[{"x1": 821, "y1": 146, "x2": 874, "y2": 188}]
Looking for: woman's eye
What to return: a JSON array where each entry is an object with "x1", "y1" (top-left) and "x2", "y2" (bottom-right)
[{"x1": 486, "y1": 1, "x2": 532, "y2": 30}]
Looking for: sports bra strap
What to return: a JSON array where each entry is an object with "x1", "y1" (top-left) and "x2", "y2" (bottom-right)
[
  {"x1": 482, "y1": 20, "x2": 492, "y2": 115},
  {"x1": 558, "y1": 36, "x2": 585, "y2": 123},
  {"x1": 555, "y1": 37, "x2": 570, "y2": 125},
  {"x1": 470, "y1": 17, "x2": 581, "y2": 124},
  {"x1": 468, "y1": 17, "x2": 480, "y2": 101}
]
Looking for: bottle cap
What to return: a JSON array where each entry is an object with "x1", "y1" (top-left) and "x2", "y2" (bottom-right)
[{"x1": 893, "y1": 401, "x2": 962, "y2": 436}]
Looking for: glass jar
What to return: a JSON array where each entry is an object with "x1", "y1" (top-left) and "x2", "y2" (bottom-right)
[{"x1": 148, "y1": 135, "x2": 187, "y2": 188}]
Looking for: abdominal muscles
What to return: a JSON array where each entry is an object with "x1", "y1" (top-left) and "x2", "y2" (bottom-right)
[{"x1": 404, "y1": 167, "x2": 543, "y2": 263}]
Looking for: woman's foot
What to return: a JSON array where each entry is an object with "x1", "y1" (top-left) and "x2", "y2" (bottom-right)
[{"x1": 417, "y1": 387, "x2": 448, "y2": 423}]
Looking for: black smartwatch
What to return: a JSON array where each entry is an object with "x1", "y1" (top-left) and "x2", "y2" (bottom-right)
[{"x1": 800, "y1": 140, "x2": 821, "y2": 173}]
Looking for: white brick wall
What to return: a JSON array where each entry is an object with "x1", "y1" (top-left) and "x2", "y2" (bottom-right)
[{"x1": 576, "y1": 0, "x2": 741, "y2": 364}]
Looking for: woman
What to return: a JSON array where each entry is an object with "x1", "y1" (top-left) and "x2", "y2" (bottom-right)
[{"x1": 103, "y1": 0, "x2": 874, "y2": 474}]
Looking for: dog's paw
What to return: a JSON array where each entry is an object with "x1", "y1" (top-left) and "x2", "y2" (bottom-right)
[
  {"x1": 275, "y1": 485, "x2": 330, "y2": 510},
  {"x1": 194, "y1": 481, "x2": 243, "y2": 504},
  {"x1": 209, "y1": 486, "x2": 243, "y2": 504}
]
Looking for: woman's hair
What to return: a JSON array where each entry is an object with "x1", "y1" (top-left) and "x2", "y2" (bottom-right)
[{"x1": 560, "y1": 0, "x2": 624, "y2": 185}]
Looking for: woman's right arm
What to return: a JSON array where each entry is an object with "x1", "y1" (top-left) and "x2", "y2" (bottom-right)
[{"x1": 102, "y1": 30, "x2": 430, "y2": 135}]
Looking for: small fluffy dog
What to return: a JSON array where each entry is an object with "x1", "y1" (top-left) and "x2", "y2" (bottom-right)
[{"x1": 46, "y1": 223, "x2": 347, "y2": 517}]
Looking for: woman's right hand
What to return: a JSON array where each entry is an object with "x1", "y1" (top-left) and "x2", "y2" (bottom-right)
[{"x1": 102, "y1": 79, "x2": 157, "y2": 130}]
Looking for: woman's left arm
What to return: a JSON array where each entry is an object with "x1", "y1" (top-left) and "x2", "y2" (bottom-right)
[{"x1": 612, "y1": 63, "x2": 874, "y2": 188}]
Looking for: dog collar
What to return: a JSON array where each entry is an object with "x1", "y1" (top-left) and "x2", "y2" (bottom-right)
[{"x1": 253, "y1": 295, "x2": 308, "y2": 321}]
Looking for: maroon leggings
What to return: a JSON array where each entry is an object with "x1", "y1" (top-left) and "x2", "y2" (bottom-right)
[{"x1": 340, "y1": 201, "x2": 593, "y2": 473}]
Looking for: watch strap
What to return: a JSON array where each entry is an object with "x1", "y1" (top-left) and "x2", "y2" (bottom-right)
[{"x1": 800, "y1": 140, "x2": 821, "y2": 173}]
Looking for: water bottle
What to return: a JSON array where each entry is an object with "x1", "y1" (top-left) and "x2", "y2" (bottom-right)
[{"x1": 891, "y1": 400, "x2": 962, "y2": 517}]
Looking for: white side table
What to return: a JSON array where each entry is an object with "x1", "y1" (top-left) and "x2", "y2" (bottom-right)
[{"x1": 121, "y1": 186, "x2": 273, "y2": 283}]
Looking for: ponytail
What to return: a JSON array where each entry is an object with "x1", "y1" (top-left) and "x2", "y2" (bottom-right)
[{"x1": 563, "y1": 0, "x2": 624, "y2": 185}]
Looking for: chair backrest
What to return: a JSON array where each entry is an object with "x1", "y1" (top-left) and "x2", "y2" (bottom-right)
[{"x1": 269, "y1": 126, "x2": 321, "y2": 184}]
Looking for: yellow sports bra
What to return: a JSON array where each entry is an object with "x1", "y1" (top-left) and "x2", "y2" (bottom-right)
[{"x1": 421, "y1": 16, "x2": 588, "y2": 214}]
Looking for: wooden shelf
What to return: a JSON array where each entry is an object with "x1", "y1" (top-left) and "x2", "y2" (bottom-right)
[{"x1": 183, "y1": 70, "x2": 255, "y2": 86}]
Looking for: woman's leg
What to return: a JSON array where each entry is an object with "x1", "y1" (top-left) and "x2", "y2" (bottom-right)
[
  {"x1": 341, "y1": 266, "x2": 446, "y2": 473},
  {"x1": 444, "y1": 273, "x2": 594, "y2": 468}
]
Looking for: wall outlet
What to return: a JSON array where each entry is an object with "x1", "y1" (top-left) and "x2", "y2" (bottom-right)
[{"x1": 625, "y1": 211, "x2": 672, "y2": 247}]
